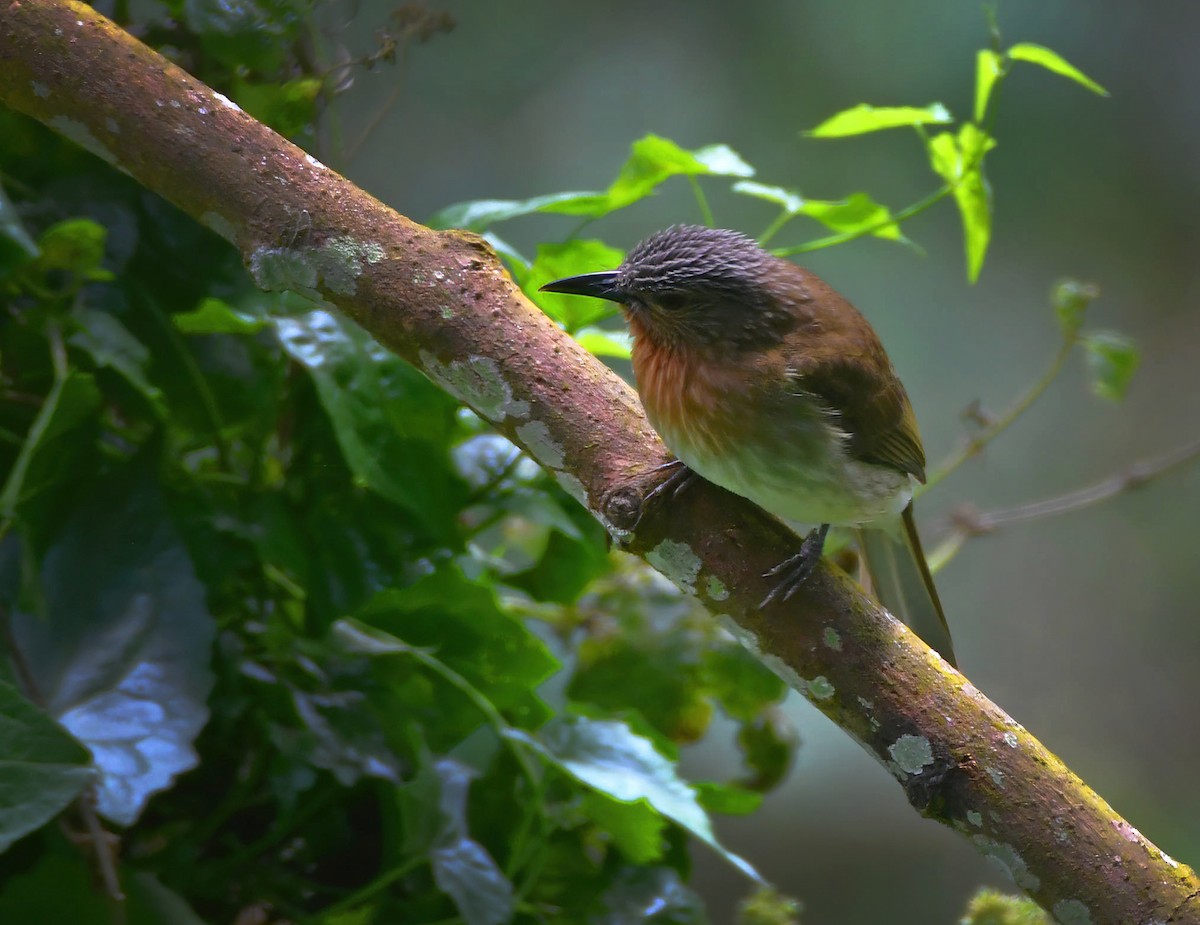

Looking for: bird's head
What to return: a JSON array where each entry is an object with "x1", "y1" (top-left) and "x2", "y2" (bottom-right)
[{"x1": 540, "y1": 225, "x2": 794, "y2": 348}]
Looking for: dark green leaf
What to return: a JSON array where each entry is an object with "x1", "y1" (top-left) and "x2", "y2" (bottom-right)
[
  {"x1": 1083, "y1": 331, "x2": 1140, "y2": 402},
  {"x1": 347, "y1": 567, "x2": 559, "y2": 726},
  {"x1": 1007, "y1": 43, "x2": 1109, "y2": 96},
  {"x1": 0, "y1": 371, "x2": 100, "y2": 525},
  {"x1": 0, "y1": 180, "x2": 38, "y2": 265},
  {"x1": 702, "y1": 645, "x2": 786, "y2": 721},
  {"x1": 174, "y1": 297, "x2": 269, "y2": 335},
  {"x1": 7, "y1": 457, "x2": 215, "y2": 825},
  {"x1": 35, "y1": 218, "x2": 112, "y2": 281},
  {"x1": 0, "y1": 679, "x2": 95, "y2": 853},
  {"x1": 427, "y1": 758, "x2": 515, "y2": 925},
  {"x1": 806, "y1": 103, "x2": 952, "y2": 138},
  {"x1": 512, "y1": 715, "x2": 762, "y2": 882},
  {"x1": 271, "y1": 308, "x2": 466, "y2": 537},
  {"x1": 594, "y1": 867, "x2": 707, "y2": 925},
  {"x1": 735, "y1": 708, "x2": 798, "y2": 793},
  {"x1": 1051, "y1": 279, "x2": 1100, "y2": 336},
  {"x1": 68, "y1": 305, "x2": 165, "y2": 413},
  {"x1": 182, "y1": 0, "x2": 306, "y2": 72}
]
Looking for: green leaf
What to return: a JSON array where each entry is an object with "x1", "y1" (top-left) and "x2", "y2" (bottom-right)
[
  {"x1": 961, "y1": 887, "x2": 1052, "y2": 925},
  {"x1": 511, "y1": 715, "x2": 763, "y2": 882},
  {"x1": 693, "y1": 781, "x2": 763, "y2": 816},
  {"x1": 6, "y1": 457, "x2": 215, "y2": 826},
  {"x1": 271, "y1": 308, "x2": 466, "y2": 536},
  {"x1": 702, "y1": 645, "x2": 786, "y2": 721},
  {"x1": 732, "y1": 180, "x2": 805, "y2": 215},
  {"x1": 432, "y1": 136, "x2": 753, "y2": 229},
  {"x1": 527, "y1": 240, "x2": 625, "y2": 332},
  {"x1": 596, "y1": 867, "x2": 706, "y2": 925},
  {"x1": 426, "y1": 758, "x2": 515, "y2": 925},
  {"x1": 1007, "y1": 43, "x2": 1109, "y2": 97},
  {"x1": 800, "y1": 192, "x2": 907, "y2": 242},
  {"x1": 273, "y1": 686, "x2": 405, "y2": 786},
  {"x1": 806, "y1": 102, "x2": 952, "y2": 138},
  {"x1": 580, "y1": 791, "x2": 667, "y2": 864},
  {"x1": 0, "y1": 371, "x2": 100, "y2": 523},
  {"x1": 975, "y1": 49, "x2": 1005, "y2": 121},
  {"x1": 233, "y1": 77, "x2": 321, "y2": 137},
  {"x1": 347, "y1": 566, "x2": 559, "y2": 728},
  {"x1": 928, "y1": 124, "x2": 996, "y2": 281},
  {"x1": 0, "y1": 181, "x2": 39, "y2": 266},
  {"x1": 1083, "y1": 331, "x2": 1139, "y2": 402},
  {"x1": 428, "y1": 192, "x2": 606, "y2": 233},
  {"x1": 1051, "y1": 279, "x2": 1100, "y2": 336},
  {"x1": 35, "y1": 218, "x2": 113, "y2": 281},
  {"x1": 574, "y1": 326, "x2": 632, "y2": 359},
  {"x1": 68, "y1": 306, "x2": 165, "y2": 413},
  {"x1": 0, "y1": 679, "x2": 95, "y2": 854},
  {"x1": 174, "y1": 296, "x2": 269, "y2": 335},
  {"x1": 181, "y1": 0, "x2": 305, "y2": 73}
]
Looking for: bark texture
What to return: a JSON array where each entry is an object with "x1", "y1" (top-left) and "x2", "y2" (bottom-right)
[{"x1": 1, "y1": 2, "x2": 1196, "y2": 922}]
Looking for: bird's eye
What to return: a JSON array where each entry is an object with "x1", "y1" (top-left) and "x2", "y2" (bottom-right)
[{"x1": 655, "y1": 292, "x2": 686, "y2": 312}]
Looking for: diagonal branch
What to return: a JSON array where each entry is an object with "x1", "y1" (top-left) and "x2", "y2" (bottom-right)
[{"x1": 1, "y1": 3, "x2": 1195, "y2": 923}]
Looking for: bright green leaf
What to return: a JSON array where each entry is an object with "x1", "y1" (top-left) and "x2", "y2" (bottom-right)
[
  {"x1": 975, "y1": 49, "x2": 1005, "y2": 121},
  {"x1": 36, "y1": 218, "x2": 112, "y2": 281},
  {"x1": 526, "y1": 240, "x2": 625, "y2": 333},
  {"x1": 693, "y1": 781, "x2": 763, "y2": 816},
  {"x1": 7, "y1": 458, "x2": 215, "y2": 826},
  {"x1": 1051, "y1": 279, "x2": 1100, "y2": 336},
  {"x1": 574, "y1": 326, "x2": 632, "y2": 359},
  {"x1": 732, "y1": 181, "x2": 805, "y2": 215},
  {"x1": 806, "y1": 102, "x2": 952, "y2": 138},
  {"x1": 511, "y1": 715, "x2": 763, "y2": 882},
  {"x1": 428, "y1": 192, "x2": 605, "y2": 233},
  {"x1": 1083, "y1": 331, "x2": 1140, "y2": 402},
  {"x1": 0, "y1": 679, "x2": 95, "y2": 854},
  {"x1": 961, "y1": 887, "x2": 1052, "y2": 925},
  {"x1": 580, "y1": 791, "x2": 667, "y2": 864},
  {"x1": 1007, "y1": 43, "x2": 1109, "y2": 96},
  {"x1": 801, "y1": 192, "x2": 906, "y2": 241},
  {"x1": 927, "y1": 125, "x2": 996, "y2": 281},
  {"x1": 174, "y1": 297, "x2": 268, "y2": 334}
]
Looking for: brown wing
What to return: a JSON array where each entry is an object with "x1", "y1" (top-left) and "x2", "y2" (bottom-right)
[{"x1": 770, "y1": 261, "x2": 927, "y2": 482}]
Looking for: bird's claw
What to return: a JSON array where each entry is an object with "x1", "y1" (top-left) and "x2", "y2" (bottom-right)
[
  {"x1": 641, "y1": 459, "x2": 698, "y2": 512},
  {"x1": 760, "y1": 523, "x2": 831, "y2": 608}
]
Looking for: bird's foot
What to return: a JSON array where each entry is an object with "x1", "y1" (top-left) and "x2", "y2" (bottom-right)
[
  {"x1": 642, "y1": 458, "x2": 698, "y2": 508},
  {"x1": 760, "y1": 523, "x2": 831, "y2": 608}
]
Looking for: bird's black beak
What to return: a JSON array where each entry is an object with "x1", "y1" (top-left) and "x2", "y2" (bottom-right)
[{"x1": 539, "y1": 271, "x2": 624, "y2": 301}]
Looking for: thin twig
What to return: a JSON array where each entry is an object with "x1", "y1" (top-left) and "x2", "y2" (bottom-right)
[
  {"x1": 922, "y1": 331, "x2": 1076, "y2": 492},
  {"x1": 928, "y1": 436, "x2": 1200, "y2": 571}
]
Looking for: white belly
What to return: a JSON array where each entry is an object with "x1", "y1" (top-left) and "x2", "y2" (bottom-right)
[{"x1": 661, "y1": 417, "x2": 913, "y2": 528}]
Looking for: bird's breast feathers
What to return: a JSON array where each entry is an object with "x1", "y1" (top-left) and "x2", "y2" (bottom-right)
[{"x1": 633, "y1": 338, "x2": 912, "y2": 527}]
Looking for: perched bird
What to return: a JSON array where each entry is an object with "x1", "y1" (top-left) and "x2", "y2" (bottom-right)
[{"x1": 541, "y1": 224, "x2": 956, "y2": 666}]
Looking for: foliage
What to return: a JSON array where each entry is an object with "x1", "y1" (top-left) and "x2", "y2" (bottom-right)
[{"x1": 0, "y1": 2, "x2": 1131, "y2": 924}]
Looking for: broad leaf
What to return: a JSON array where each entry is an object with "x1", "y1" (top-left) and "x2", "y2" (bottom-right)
[
  {"x1": 581, "y1": 791, "x2": 667, "y2": 864},
  {"x1": 272, "y1": 308, "x2": 466, "y2": 537},
  {"x1": 527, "y1": 240, "x2": 626, "y2": 332},
  {"x1": 7, "y1": 458, "x2": 215, "y2": 825},
  {"x1": 511, "y1": 715, "x2": 762, "y2": 882},
  {"x1": 68, "y1": 305, "x2": 165, "y2": 414},
  {"x1": 174, "y1": 296, "x2": 268, "y2": 334},
  {"x1": 801, "y1": 192, "x2": 906, "y2": 241},
  {"x1": 0, "y1": 679, "x2": 95, "y2": 853},
  {"x1": 35, "y1": 218, "x2": 113, "y2": 281},
  {"x1": 806, "y1": 103, "x2": 952, "y2": 138},
  {"x1": 0, "y1": 180, "x2": 38, "y2": 266},
  {"x1": 928, "y1": 124, "x2": 996, "y2": 281},
  {"x1": 1007, "y1": 43, "x2": 1109, "y2": 96},
  {"x1": 732, "y1": 180, "x2": 805, "y2": 216}
]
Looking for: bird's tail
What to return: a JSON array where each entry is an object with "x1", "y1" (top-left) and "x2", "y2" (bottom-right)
[{"x1": 856, "y1": 503, "x2": 957, "y2": 667}]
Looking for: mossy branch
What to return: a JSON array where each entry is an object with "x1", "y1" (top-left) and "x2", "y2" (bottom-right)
[{"x1": 1, "y1": 3, "x2": 1197, "y2": 923}]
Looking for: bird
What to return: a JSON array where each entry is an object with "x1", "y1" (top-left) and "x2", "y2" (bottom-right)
[{"x1": 540, "y1": 224, "x2": 956, "y2": 667}]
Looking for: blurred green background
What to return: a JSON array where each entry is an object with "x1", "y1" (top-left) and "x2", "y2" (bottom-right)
[{"x1": 320, "y1": 2, "x2": 1200, "y2": 920}]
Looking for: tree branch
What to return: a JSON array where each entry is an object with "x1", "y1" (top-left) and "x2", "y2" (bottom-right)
[{"x1": 1, "y1": 3, "x2": 1196, "y2": 922}]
